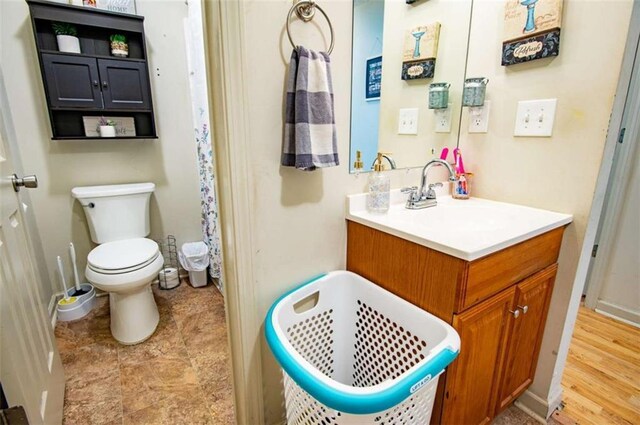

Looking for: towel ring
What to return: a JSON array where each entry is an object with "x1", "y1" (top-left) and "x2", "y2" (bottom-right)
[{"x1": 286, "y1": 1, "x2": 335, "y2": 55}]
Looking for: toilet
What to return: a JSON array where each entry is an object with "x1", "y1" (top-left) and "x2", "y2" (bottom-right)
[{"x1": 72, "y1": 183, "x2": 163, "y2": 345}]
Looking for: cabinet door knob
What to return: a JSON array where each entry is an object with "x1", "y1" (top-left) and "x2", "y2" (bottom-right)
[
  {"x1": 102, "y1": 81, "x2": 109, "y2": 89},
  {"x1": 509, "y1": 309, "x2": 521, "y2": 318},
  {"x1": 517, "y1": 305, "x2": 529, "y2": 314},
  {"x1": 93, "y1": 80, "x2": 99, "y2": 87}
]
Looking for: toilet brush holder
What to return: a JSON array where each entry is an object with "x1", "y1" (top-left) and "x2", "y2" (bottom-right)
[{"x1": 57, "y1": 284, "x2": 96, "y2": 322}]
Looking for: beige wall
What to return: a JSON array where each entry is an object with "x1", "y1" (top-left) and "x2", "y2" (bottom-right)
[
  {"x1": 457, "y1": 0, "x2": 633, "y2": 408},
  {"x1": 598, "y1": 141, "x2": 639, "y2": 321},
  {"x1": 378, "y1": 0, "x2": 471, "y2": 168},
  {"x1": 236, "y1": 0, "x2": 632, "y2": 422},
  {"x1": 0, "y1": 0, "x2": 203, "y2": 301}
]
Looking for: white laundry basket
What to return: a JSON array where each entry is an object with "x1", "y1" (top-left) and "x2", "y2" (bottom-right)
[{"x1": 265, "y1": 271, "x2": 460, "y2": 425}]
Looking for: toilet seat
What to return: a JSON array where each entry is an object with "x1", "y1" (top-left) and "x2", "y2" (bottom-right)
[{"x1": 88, "y1": 238, "x2": 160, "y2": 275}]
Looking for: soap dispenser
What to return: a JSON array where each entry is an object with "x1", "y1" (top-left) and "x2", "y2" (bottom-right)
[{"x1": 367, "y1": 153, "x2": 391, "y2": 213}]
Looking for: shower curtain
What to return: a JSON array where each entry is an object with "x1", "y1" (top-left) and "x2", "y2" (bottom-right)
[{"x1": 186, "y1": 0, "x2": 223, "y2": 290}]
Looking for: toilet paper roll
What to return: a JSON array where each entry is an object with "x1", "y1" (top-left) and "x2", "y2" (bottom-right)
[{"x1": 159, "y1": 267, "x2": 180, "y2": 289}]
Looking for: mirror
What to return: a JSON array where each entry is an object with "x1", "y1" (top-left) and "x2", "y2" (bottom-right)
[{"x1": 350, "y1": 0, "x2": 473, "y2": 172}]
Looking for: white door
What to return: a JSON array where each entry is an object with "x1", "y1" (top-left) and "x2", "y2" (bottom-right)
[{"x1": 0, "y1": 68, "x2": 65, "y2": 423}]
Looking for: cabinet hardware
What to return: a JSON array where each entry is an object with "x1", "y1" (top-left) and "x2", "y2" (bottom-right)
[
  {"x1": 517, "y1": 305, "x2": 529, "y2": 314},
  {"x1": 509, "y1": 308, "x2": 520, "y2": 318},
  {"x1": 93, "y1": 80, "x2": 99, "y2": 87},
  {"x1": 102, "y1": 81, "x2": 109, "y2": 89}
]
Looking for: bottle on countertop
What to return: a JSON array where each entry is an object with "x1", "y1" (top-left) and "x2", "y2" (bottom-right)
[{"x1": 367, "y1": 152, "x2": 391, "y2": 213}]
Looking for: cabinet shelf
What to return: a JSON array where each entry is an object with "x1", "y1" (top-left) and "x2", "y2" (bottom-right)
[
  {"x1": 40, "y1": 49, "x2": 146, "y2": 63},
  {"x1": 52, "y1": 136, "x2": 158, "y2": 140}
]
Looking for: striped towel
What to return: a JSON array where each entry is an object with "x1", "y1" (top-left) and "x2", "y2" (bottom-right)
[{"x1": 282, "y1": 46, "x2": 339, "y2": 171}]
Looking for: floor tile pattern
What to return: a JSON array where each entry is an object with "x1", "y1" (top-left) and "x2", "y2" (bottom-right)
[{"x1": 55, "y1": 281, "x2": 235, "y2": 425}]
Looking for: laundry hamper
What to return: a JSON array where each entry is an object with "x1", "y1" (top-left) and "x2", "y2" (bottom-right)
[{"x1": 265, "y1": 271, "x2": 460, "y2": 425}]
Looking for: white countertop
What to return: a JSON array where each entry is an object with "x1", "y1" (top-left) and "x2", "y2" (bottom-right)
[{"x1": 346, "y1": 189, "x2": 573, "y2": 261}]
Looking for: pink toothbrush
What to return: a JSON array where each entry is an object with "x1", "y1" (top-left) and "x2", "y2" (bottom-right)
[
  {"x1": 453, "y1": 148, "x2": 466, "y2": 174},
  {"x1": 439, "y1": 147, "x2": 449, "y2": 161}
]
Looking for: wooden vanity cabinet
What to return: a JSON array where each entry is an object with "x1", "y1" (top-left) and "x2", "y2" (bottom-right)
[{"x1": 346, "y1": 221, "x2": 564, "y2": 424}]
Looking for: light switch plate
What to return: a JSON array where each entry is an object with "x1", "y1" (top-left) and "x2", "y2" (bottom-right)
[
  {"x1": 398, "y1": 108, "x2": 419, "y2": 135},
  {"x1": 514, "y1": 99, "x2": 557, "y2": 137},
  {"x1": 434, "y1": 105, "x2": 452, "y2": 133},
  {"x1": 468, "y1": 100, "x2": 491, "y2": 133}
]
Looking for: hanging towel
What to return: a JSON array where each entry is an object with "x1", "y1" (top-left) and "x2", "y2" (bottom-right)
[{"x1": 282, "y1": 46, "x2": 339, "y2": 171}]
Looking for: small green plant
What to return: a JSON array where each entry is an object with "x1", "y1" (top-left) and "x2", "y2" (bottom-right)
[
  {"x1": 110, "y1": 34, "x2": 127, "y2": 43},
  {"x1": 51, "y1": 22, "x2": 78, "y2": 37},
  {"x1": 97, "y1": 117, "x2": 116, "y2": 127}
]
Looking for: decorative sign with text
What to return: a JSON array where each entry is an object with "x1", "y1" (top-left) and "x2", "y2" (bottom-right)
[
  {"x1": 401, "y1": 22, "x2": 440, "y2": 80},
  {"x1": 365, "y1": 56, "x2": 382, "y2": 100},
  {"x1": 502, "y1": 0, "x2": 563, "y2": 66},
  {"x1": 95, "y1": 0, "x2": 136, "y2": 15}
]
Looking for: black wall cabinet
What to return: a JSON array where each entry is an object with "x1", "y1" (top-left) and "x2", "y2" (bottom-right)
[{"x1": 28, "y1": 0, "x2": 157, "y2": 140}]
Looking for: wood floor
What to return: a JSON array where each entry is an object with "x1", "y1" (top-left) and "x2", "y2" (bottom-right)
[{"x1": 560, "y1": 306, "x2": 640, "y2": 425}]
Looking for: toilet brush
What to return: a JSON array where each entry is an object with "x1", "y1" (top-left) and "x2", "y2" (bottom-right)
[
  {"x1": 57, "y1": 256, "x2": 78, "y2": 307},
  {"x1": 69, "y1": 242, "x2": 88, "y2": 296}
]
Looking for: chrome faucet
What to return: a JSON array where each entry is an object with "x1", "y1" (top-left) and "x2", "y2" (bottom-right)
[
  {"x1": 370, "y1": 153, "x2": 397, "y2": 170},
  {"x1": 402, "y1": 158, "x2": 456, "y2": 209}
]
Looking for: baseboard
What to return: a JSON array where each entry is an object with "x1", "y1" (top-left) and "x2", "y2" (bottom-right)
[
  {"x1": 516, "y1": 388, "x2": 563, "y2": 421},
  {"x1": 595, "y1": 300, "x2": 640, "y2": 327},
  {"x1": 48, "y1": 292, "x2": 63, "y2": 328}
]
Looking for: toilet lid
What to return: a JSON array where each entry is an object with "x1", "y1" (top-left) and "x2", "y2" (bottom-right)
[{"x1": 88, "y1": 238, "x2": 160, "y2": 272}]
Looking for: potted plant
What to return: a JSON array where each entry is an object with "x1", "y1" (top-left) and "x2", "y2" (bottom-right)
[
  {"x1": 110, "y1": 34, "x2": 129, "y2": 58},
  {"x1": 52, "y1": 22, "x2": 81, "y2": 54},
  {"x1": 97, "y1": 117, "x2": 117, "y2": 138}
]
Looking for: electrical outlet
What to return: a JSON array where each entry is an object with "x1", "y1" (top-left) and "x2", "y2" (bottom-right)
[
  {"x1": 398, "y1": 108, "x2": 419, "y2": 135},
  {"x1": 514, "y1": 99, "x2": 557, "y2": 137},
  {"x1": 434, "y1": 105, "x2": 452, "y2": 133},
  {"x1": 468, "y1": 100, "x2": 491, "y2": 133}
]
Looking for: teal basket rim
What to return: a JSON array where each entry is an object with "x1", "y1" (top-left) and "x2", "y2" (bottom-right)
[{"x1": 264, "y1": 272, "x2": 459, "y2": 415}]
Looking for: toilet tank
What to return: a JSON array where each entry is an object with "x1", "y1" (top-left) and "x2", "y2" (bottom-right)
[{"x1": 71, "y1": 183, "x2": 155, "y2": 244}]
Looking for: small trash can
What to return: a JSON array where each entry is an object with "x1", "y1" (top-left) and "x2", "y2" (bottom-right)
[
  {"x1": 178, "y1": 242, "x2": 209, "y2": 287},
  {"x1": 265, "y1": 271, "x2": 460, "y2": 425}
]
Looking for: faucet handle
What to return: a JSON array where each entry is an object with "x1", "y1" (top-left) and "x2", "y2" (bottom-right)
[
  {"x1": 428, "y1": 183, "x2": 443, "y2": 189},
  {"x1": 426, "y1": 182, "x2": 443, "y2": 199},
  {"x1": 401, "y1": 186, "x2": 419, "y2": 201}
]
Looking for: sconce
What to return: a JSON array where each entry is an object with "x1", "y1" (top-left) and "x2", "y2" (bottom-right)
[{"x1": 428, "y1": 82, "x2": 450, "y2": 109}]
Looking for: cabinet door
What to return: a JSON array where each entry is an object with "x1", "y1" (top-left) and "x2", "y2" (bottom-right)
[
  {"x1": 441, "y1": 287, "x2": 516, "y2": 425},
  {"x1": 98, "y1": 59, "x2": 151, "y2": 110},
  {"x1": 42, "y1": 54, "x2": 103, "y2": 108},
  {"x1": 495, "y1": 264, "x2": 557, "y2": 413}
]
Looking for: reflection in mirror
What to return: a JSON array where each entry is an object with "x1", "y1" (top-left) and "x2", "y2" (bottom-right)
[{"x1": 350, "y1": 0, "x2": 473, "y2": 173}]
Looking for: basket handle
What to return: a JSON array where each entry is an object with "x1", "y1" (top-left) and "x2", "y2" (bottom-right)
[{"x1": 292, "y1": 290, "x2": 320, "y2": 314}]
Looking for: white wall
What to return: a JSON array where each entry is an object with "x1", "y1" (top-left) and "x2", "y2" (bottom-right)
[
  {"x1": 457, "y1": 0, "x2": 633, "y2": 413},
  {"x1": 598, "y1": 141, "x2": 640, "y2": 323},
  {"x1": 0, "y1": 0, "x2": 203, "y2": 301}
]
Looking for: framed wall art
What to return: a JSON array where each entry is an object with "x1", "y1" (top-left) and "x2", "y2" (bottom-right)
[
  {"x1": 502, "y1": 0, "x2": 563, "y2": 66},
  {"x1": 401, "y1": 22, "x2": 441, "y2": 80},
  {"x1": 365, "y1": 56, "x2": 383, "y2": 100}
]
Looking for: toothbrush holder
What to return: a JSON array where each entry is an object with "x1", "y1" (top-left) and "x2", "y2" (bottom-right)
[{"x1": 452, "y1": 173, "x2": 473, "y2": 199}]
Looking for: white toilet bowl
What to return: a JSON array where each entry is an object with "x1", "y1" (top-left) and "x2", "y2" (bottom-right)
[{"x1": 85, "y1": 238, "x2": 164, "y2": 345}]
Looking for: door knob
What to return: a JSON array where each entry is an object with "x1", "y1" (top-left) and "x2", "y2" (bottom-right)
[
  {"x1": 509, "y1": 308, "x2": 521, "y2": 318},
  {"x1": 11, "y1": 174, "x2": 38, "y2": 192},
  {"x1": 517, "y1": 305, "x2": 529, "y2": 314},
  {"x1": 102, "y1": 81, "x2": 109, "y2": 89}
]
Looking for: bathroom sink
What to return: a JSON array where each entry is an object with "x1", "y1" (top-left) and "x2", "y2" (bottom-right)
[{"x1": 346, "y1": 189, "x2": 572, "y2": 261}]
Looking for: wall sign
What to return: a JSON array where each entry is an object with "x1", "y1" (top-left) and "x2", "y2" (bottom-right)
[
  {"x1": 94, "y1": 0, "x2": 137, "y2": 15},
  {"x1": 401, "y1": 22, "x2": 441, "y2": 80},
  {"x1": 365, "y1": 56, "x2": 382, "y2": 100},
  {"x1": 502, "y1": 0, "x2": 563, "y2": 66}
]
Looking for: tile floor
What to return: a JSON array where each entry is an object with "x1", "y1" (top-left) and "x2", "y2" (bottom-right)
[{"x1": 55, "y1": 280, "x2": 235, "y2": 425}]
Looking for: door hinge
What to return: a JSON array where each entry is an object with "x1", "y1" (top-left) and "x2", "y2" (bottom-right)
[
  {"x1": 591, "y1": 244, "x2": 599, "y2": 258},
  {"x1": 618, "y1": 127, "x2": 626, "y2": 144}
]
